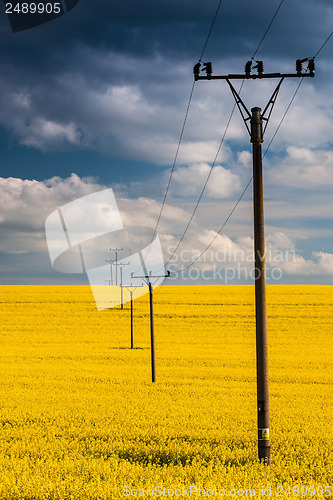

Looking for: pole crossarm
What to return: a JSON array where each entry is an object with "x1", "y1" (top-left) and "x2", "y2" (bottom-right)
[
  {"x1": 131, "y1": 270, "x2": 170, "y2": 281},
  {"x1": 195, "y1": 72, "x2": 314, "y2": 80},
  {"x1": 119, "y1": 262, "x2": 130, "y2": 268},
  {"x1": 123, "y1": 284, "x2": 144, "y2": 291}
]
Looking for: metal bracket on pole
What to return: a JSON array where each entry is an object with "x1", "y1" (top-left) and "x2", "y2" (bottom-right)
[
  {"x1": 226, "y1": 76, "x2": 285, "y2": 140},
  {"x1": 226, "y1": 79, "x2": 251, "y2": 135},
  {"x1": 261, "y1": 77, "x2": 284, "y2": 136}
]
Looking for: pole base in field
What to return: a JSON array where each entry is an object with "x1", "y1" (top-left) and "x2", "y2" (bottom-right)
[{"x1": 258, "y1": 445, "x2": 271, "y2": 465}]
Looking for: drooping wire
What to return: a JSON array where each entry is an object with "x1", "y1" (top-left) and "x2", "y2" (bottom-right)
[
  {"x1": 148, "y1": 0, "x2": 225, "y2": 249},
  {"x1": 263, "y1": 78, "x2": 304, "y2": 157},
  {"x1": 179, "y1": 80, "x2": 303, "y2": 273},
  {"x1": 165, "y1": 0, "x2": 286, "y2": 269},
  {"x1": 263, "y1": 30, "x2": 333, "y2": 156},
  {"x1": 151, "y1": 81, "x2": 196, "y2": 245},
  {"x1": 199, "y1": 0, "x2": 223, "y2": 62},
  {"x1": 184, "y1": 177, "x2": 253, "y2": 270},
  {"x1": 176, "y1": 30, "x2": 333, "y2": 274},
  {"x1": 252, "y1": 0, "x2": 285, "y2": 60},
  {"x1": 313, "y1": 31, "x2": 333, "y2": 58},
  {"x1": 164, "y1": 98, "x2": 238, "y2": 267}
]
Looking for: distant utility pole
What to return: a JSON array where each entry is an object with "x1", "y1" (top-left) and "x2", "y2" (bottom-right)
[
  {"x1": 109, "y1": 248, "x2": 123, "y2": 285},
  {"x1": 105, "y1": 259, "x2": 114, "y2": 285},
  {"x1": 194, "y1": 57, "x2": 315, "y2": 465},
  {"x1": 131, "y1": 270, "x2": 170, "y2": 382},
  {"x1": 123, "y1": 284, "x2": 143, "y2": 349},
  {"x1": 118, "y1": 262, "x2": 130, "y2": 310}
]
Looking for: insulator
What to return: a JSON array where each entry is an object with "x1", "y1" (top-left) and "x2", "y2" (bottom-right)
[
  {"x1": 308, "y1": 59, "x2": 315, "y2": 73},
  {"x1": 203, "y1": 62, "x2": 212, "y2": 76},
  {"x1": 296, "y1": 59, "x2": 302, "y2": 73},
  {"x1": 193, "y1": 62, "x2": 201, "y2": 77},
  {"x1": 245, "y1": 61, "x2": 252, "y2": 75},
  {"x1": 257, "y1": 61, "x2": 264, "y2": 74}
]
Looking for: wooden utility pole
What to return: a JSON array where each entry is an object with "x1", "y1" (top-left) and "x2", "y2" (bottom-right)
[
  {"x1": 194, "y1": 57, "x2": 315, "y2": 464},
  {"x1": 251, "y1": 106, "x2": 270, "y2": 464},
  {"x1": 123, "y1": 284, "x2": 143, "y2": 349},
  {"x1": 118, "y1": 262, "x2": 130, "y2": 310},
  {"x1": 105, "y1": 259, "x2": 114, "y2": 285},
  {"x1": 110, "y1": 247, "x2": 123, "y2": 285},
  {"x1": 131, "y1": 271, "x2": 170, "y2": 382},
  {"x1": 130, "y1": 290, "x2": 134, "y2": 349}
]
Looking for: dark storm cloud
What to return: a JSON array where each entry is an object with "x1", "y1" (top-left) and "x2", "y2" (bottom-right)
[
  {"x1": 0, "y1": 0, "x2": 332, "y2": 162},
  {"x1": 1, "y1": 0, "x2": 332, "y2": 64}
]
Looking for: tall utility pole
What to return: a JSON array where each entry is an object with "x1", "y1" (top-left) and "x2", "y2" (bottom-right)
[
  {"x1": 194, "y1": 58, "x2": 315, "y2": 465},
  {"x1": 105, "y1": 259, "x2": 114, "y2": 285},
  {"x1": 110, "y1": 248, "x2": 123, "y2": 285},
  {"x1": 118, "y1": 262, "x2": 130, "y2": 310},
  {"x1": 131, "y1": 271, "x2": 170, "y2": 382},
  {"x1": 123, "y1": 284, "x2": 143, "y2": 349}
]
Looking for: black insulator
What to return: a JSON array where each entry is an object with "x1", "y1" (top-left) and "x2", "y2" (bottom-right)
[
  {"x1": 308, "y1": 59, "x2": 315, "y2": 73},
  {"x1": 193, "y1": 62, "x2": 201, "y2": 77},
  {"x1": 257, "y1": 61, "x2": 264, "y2": 74},
  {"x1": 245, "y1": 61, "x2": 252, "y2": 75},
  {"x1": 203, "y1": 62, "x2": 212, "y2": 76},
  {"x1": 296, "y1": 59, "x2": 303, "y2": 73}
]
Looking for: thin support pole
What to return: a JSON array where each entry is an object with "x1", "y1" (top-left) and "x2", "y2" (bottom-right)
[
  {"x1": 120, "y1": 267, "x2": 123, "y2": 310},
  {"x1": 251, "y1": 107, "x2": 271, "y2": 465},
  {"x1": 148, "y1": 282, "x2": 156, "y2": 383},
  {"x1": 130, "y1": 291, "x2": 134, "y2": 349}
]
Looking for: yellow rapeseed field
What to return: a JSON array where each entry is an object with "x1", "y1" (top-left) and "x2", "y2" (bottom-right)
[{"x1": 0, "y1": 285, "x2": 332, "y2": 499}]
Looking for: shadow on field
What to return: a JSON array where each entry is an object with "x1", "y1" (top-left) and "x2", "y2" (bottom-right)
[
  {"x1": 80, "y1": 434, "x2": 251, "y2": 467},
  {"x1": 115, "y1": 448, "x2": 248, "y2": 467},
  {"x1": 111, "y1": 437, "x2": 250, "y2": 467},
  {"x1": 109, "y1": 347, "x2": 148, "y2": 350}
]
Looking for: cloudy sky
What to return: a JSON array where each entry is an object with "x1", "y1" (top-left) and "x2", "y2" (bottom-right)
[{"x1": 0, "y1": 0, "x2": 333, "y2": 284}]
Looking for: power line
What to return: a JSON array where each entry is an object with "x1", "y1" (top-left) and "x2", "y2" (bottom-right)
[
  {"x1": 165, "y1": 0, "x2": 285, "y2": 268},
  {"x1": 164, "y1": 99, "x2": 238, "y2": 267},
  {"x1": 174, "y1": 30, "x2": 332, "y2": 274},
  {"x1": 152, "y1": 0, "x2": 224, "y2": 242},
  {"x1": 199, "y1": 0, "x2": 223, "y2": 62},
  {"x1": 252, "y1": 0, "x2": 285, "y2": 60},
  {"x1": 184, "y1": 176, "x2": 253, "y2": 271},
  {"x1": 263, "y1": 78, "x2": 304, "y2": 157},
  {"x1": 178, "y1": 80, "x2": 304, "y2": 273},
  {"x1": 151, "y1": 81, "x2": 195, "y2": 244},
  {"x1": 313, "y1": 31, "x2": 333, "y2": 58}
]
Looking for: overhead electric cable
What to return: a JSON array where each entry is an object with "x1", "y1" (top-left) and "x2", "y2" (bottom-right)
[
  {"x1": 148, "y1": 0, "x2": 225, "y2": 247},
  {"x1": 252, "y1": 0, "x2": 285, "y2": 60},
  {"x1": 184, "y1": 177, "x2": 253, "y2": 270},
  {"x1": 151, "y1": 81, "x2": 196, "y2": 244},
  {"x1": 199, "y1": 0, "x2": 223, "y2": 61},
  {"x1": 165, "y1": 0, "x2": 286, "y2": 269},
  {"x1": 164, "y1": 100, "x2": 238, "y2": 267},
  {"x1": 313, "y1": 30, "x2": 333, "y2": 58},
  {"x1": 180, "y1": 30, "x2": 333, "y2": 274},
  {"x1": 263, "y1": 78, "x2": 304, "y2": 157}
]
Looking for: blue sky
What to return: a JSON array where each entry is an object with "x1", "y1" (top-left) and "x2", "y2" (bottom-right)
[{"x1": 0, "y1": 0, "x2": 332, "y2": 284}]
